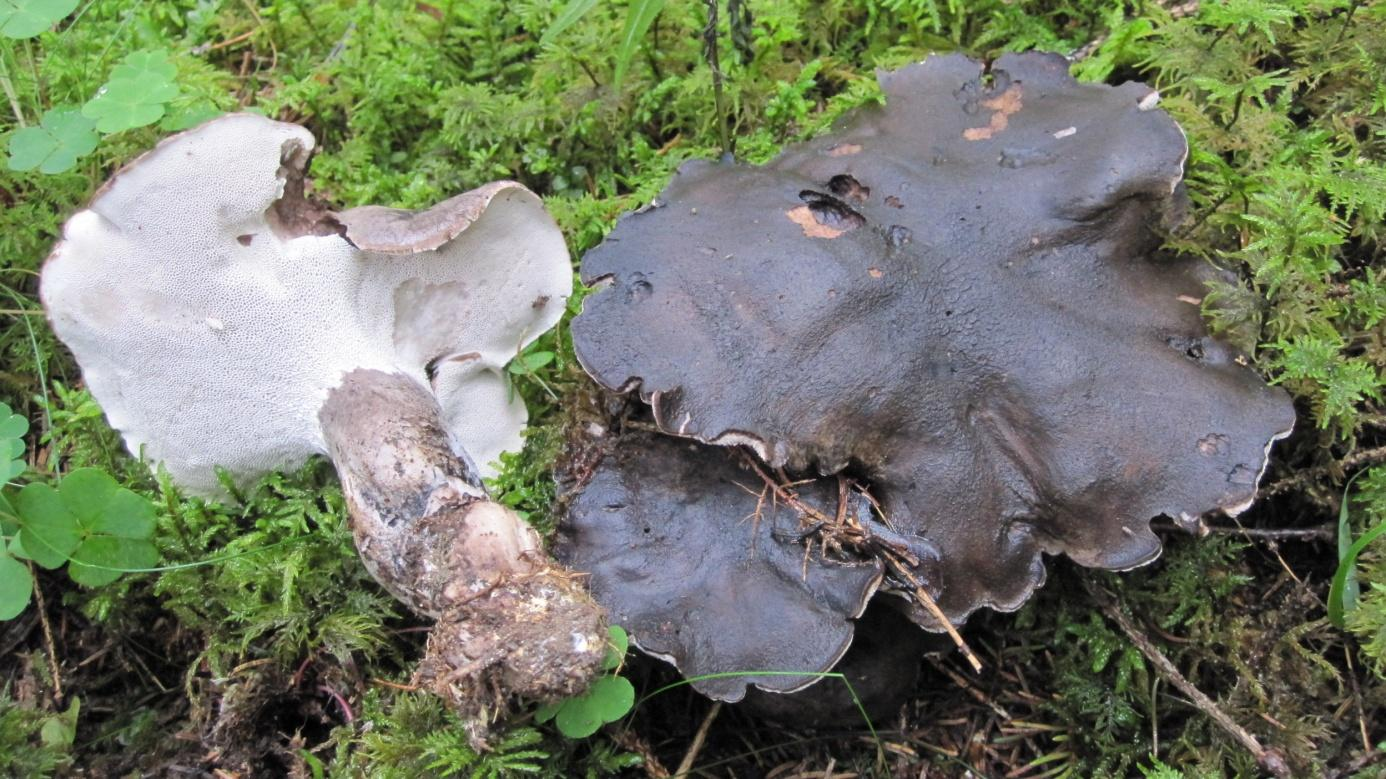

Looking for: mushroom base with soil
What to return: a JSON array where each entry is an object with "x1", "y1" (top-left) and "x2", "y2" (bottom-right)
[{"x1": 321, "y1": 369, "x2": 606, "y2": 737}]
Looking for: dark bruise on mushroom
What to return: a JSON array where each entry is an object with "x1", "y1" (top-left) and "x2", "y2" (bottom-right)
[
  {"x1": 556, "y1": 433, "x2": 883, "y2": 702},
  {"x1": 568, "y1": 52, "x2": 1296, "y2": 633}
]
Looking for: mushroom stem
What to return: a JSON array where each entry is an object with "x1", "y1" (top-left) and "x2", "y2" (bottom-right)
[{"x1": 319, "y1": 368, "x2": 606, "y2": 737}]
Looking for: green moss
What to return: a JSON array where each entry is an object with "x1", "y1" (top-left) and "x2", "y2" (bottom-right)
[{"x1": 1, "y1": 0, "x2": 1383, "y2": 775}]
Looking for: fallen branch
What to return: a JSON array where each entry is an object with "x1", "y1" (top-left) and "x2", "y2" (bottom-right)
[{"x1": 881, "y1": 552, "x2": 984, "y2": 673}]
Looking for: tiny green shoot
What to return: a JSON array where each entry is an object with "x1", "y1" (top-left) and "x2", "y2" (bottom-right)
[
  {"x1": 38, "y1": 698, "x2": 78, "y2": 748},
  {"x1": 1329, "y1": 470, "x2": 1384, "y2": 628},
  {"x1": 505, "y1": 343, "x2": 557, "y2": 402}
]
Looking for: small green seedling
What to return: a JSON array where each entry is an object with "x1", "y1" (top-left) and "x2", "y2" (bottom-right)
[
  {"x1": 38, "y1": 697, "x2": 78, "y2": 748},
  {"x1": 539, "y1": 0, "x2": 666, "y2": 87},
  {"x1": 1329, "y1": 470, "x2": 1383, "y2": 628},
  {"x1": 81, "y1": 49, "x2": 180, "y2": 134},
  {"x1": 535, "y1": 625, "x2": 635, "y2": 738},
  {"x1": 0, "y1": 0, "x2": 77, "y2": 39},
  {"x1": 505, "y1": 342, "x2": 557, "y2": 402},
  {"x1": 6, "y1": 107, "x2": 99, "y2": 174},
  {"x1": 507, "y1": 349, "x2": 555, "y2": 377}
]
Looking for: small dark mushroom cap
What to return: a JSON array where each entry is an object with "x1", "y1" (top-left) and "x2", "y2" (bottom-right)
[
  {"x1": 556, "y1": 433, "x2": 883, "y2": 702},
  {"x1": 571, "y1": 53, "x2": 1295, "y2": 628}
]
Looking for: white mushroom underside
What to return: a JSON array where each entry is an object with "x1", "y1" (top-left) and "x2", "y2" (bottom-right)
[{"x1": 41, "y1": 114, "x2": 570, "y2": 495}]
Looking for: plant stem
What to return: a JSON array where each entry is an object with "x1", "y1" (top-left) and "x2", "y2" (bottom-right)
[
  {"x1": 22, "y1": 39, "x2": 43, "y2": 108},
  {"x1": 645, "y1": 10, "x2": 663, "y2": 82},
  {"x1": 1222, "y1": 85, "x2": 1246, "y2": 130},
  {"x1": 703, "y1": 0, "x2": 731, "y2": 156},
  {"x1": 1335, "y1": 0, "x2": 1362, "y2": 45},
  {"x1": 1149, "y1": 519, "x2": 1335, "y2": 542},
  {"x1": 0, "y1": 52, "x2": 26, "y2": 127}
]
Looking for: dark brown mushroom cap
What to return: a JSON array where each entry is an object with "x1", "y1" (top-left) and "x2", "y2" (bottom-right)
[
  {"x1": 555, "y1": 433, "x2": 884, "y2": 702},
  {"x1": 570, "y1": 53, "x2": 1295, "y2": 628}
]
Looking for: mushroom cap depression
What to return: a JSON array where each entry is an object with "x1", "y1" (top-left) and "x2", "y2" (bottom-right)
[
  {"x1": 41, "y1": 113, "x2": 570, "y2": 493},
  {"x1": 570, "y1": 53, "x2": 1295, "y2": 629},
  {"x1": 557, "y1": 432, "x2": 883, "y2": 701}
]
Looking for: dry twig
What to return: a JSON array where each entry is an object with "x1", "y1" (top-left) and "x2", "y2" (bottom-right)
[
  {"x1": 1150, "y1": 519, "x2": 1335, "y2": 542},
  {"x1": 739, "y1": 453, "x2": 983, "y2": 673},
  {"x1": 674, "y1": 701, "x2": 721, "y2": 778},
  {"x1": 1085, "y1": 581, "x2": 1291, "y2": 779},
  {"x1": 1262, "y1": 445, "x2": 1386, "y2": 498},
  {"x1": 29, "y1": 565, "x2": 62, "y2": 702}
]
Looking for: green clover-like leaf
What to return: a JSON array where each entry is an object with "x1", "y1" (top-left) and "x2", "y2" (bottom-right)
[
  {"x1": 58, "y1": 467, "x2": 119, "y2": 520},
  {"x1": 533, "y1": 699, "x2": 562, "y2": 724},
  {"x1": 602, "y1": 625, "x2": 628, "y2": 671},
  {"x1": 553, "y1": 697, "x2": 603, "y2": 739},
  {"x1": 108, "y1": 49, "x2": 177, "y2": 84},
  {"x1": 38, "y1": 698, "x2": 78, "y2": 747},
  {"x1": 14, "y1": 483, "x2": 81, "y2": 569},
  {"x1": 82, "y1": 65, "x2": 180, "y2": 134},
  {"x1": 538, "y1": 625, "x2": 635, "y2": 736},
  {"x1": 68, "y1": 536, "x2": 158, "y2": 586},
  {"x1": 553, "y1": 676, "x2": 635, "y2": 738},
  {"x1": 11, "y1": 468, "x2": 157, "y2": 584},
  {"x1": 8, "y1": 107, "x2": 99, "y2": 174},
  {"x1": 0, "y1": 552, "x2": 33, "y2": 619},
  {"x1": 0, "y1": 491, "x2": 18, "y2": 537},
  {"x1": 78, "y1": 49, "x2": 181, "y2": 135},
  {"x1": 0, "y1": 402, "x2": 26, "y2": 480},
  {"x1": 0, "y1": 0, "x2": 77, "y2": 38}
]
